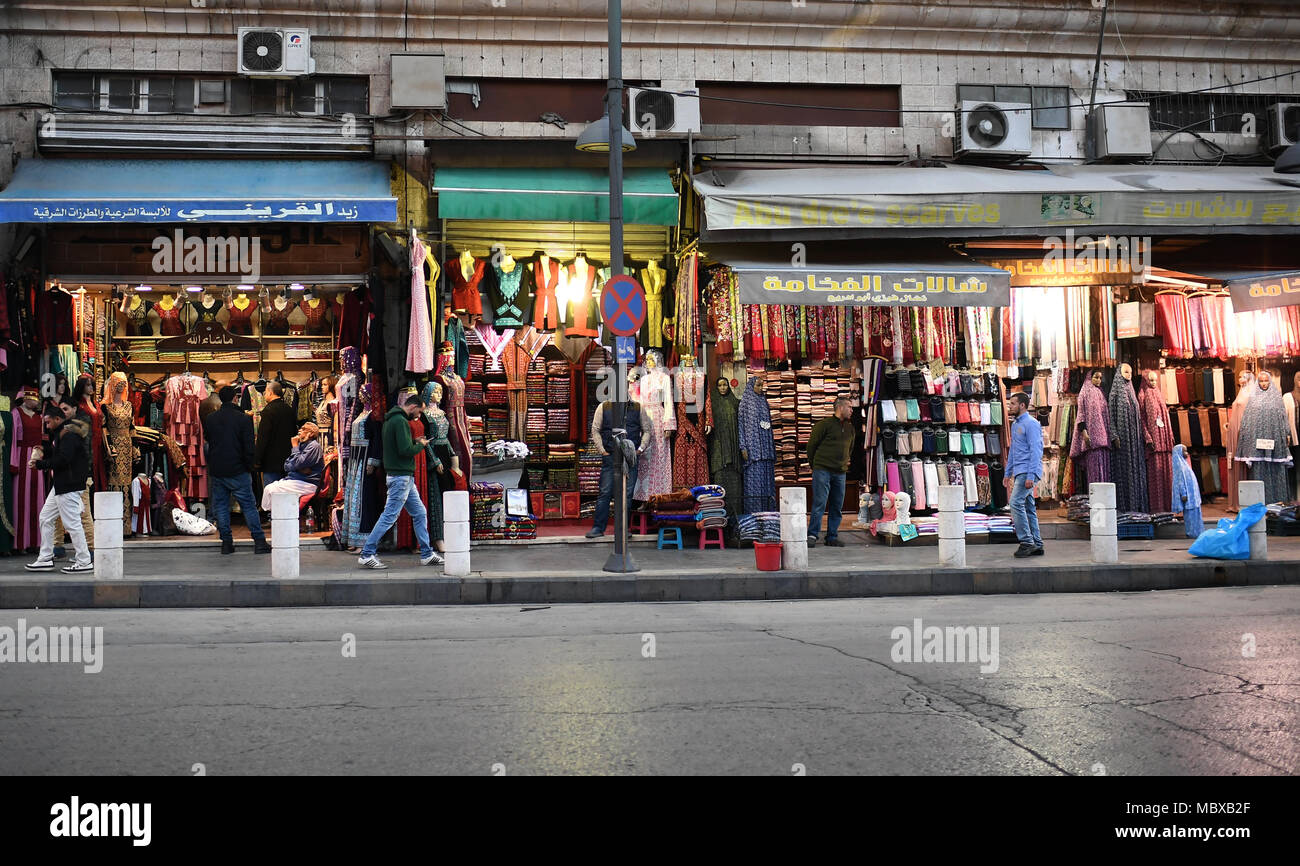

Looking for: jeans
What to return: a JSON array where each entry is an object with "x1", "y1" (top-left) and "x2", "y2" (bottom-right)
[
  {"x1": 361, "y1": 474, "x2": 432, "y2": 560},
  {"x1": 210, "y1": 473, "x2": 266, "y2": 543},
  {"x1": 592, "y1": 454, "x2": 639, "y2": 533},
  {"x1": 38, "y1": 490, "x2": 91, "y2": 567},
  {"x1": 1009, "y1": 473, "x2": 1042, "y2": 547},
  {"x1": 807, "y1": 469, "x2": 846, "y2": 541}
]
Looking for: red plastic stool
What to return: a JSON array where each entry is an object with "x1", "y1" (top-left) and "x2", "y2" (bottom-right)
[
  {"x1": 698, "y1": 527, "x2": 725, "y2": 550},
  {"x1": 630, "y1": 512, "x2": 650, "y2": 535}
]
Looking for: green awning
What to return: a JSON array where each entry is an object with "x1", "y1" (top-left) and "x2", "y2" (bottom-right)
[{"x1": 432, "y1": 167, "x2": 678, "y2": 226}]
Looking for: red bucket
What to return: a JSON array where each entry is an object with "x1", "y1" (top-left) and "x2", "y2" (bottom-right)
[{"x1": 753, "y1": 541, "x2": 783, "y2": 571}]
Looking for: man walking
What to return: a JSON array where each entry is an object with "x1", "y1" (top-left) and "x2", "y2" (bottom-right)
[
  {"x1": 358, "y1": 394, "x2": 443, "y2": 569},
  {"x1": 1006, "y1": 391, "x2": 1045, "y2": 557},
  {"x1": 806, "y1": 395, "x2": 855, "y2": 547},
  {"x1": 24, "y1": 405, "x2": 93, "y2": 573},
  {"x1": 585, "y1": 397, "x2": 652, "y2": 539},
  {"x1": 255, "y1": 380, "x2": 297, "y2": 489},
  {"x1": 202, "y1": 385, "x2": 271, "y2": 555}
]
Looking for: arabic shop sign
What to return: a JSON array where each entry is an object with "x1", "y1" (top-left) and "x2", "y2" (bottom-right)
[
  {"x1": 4, "y1": 198, "x2": 389, "y2": 223},
  {"x1": 735, "y1": 267, "x2": 1010, "y2": 307},
  {"x1": 1226, "y1": 271, "x2": 1300, "y2": 313},
  {"x1": 156, "y1": 321, "x2": 261, "y2": 352}
]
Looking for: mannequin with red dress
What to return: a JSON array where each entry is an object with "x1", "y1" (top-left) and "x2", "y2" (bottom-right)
[{"x1": 9, "y1": 387, "x2": 48, "y2": 552}]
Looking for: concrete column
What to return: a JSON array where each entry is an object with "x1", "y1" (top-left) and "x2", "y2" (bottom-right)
[
  {"x1": 779, "y1": 485, "x2": 808, "y2": 571},
  {"x1": 270, "y1": 493, "x2": 300, "y2": 579},
  {"x1": 936, "y1": 484, "x2": 966, "y2": 568},
  {"x1": 443, "y1": 490, "x2": 471, "y2": 576},
  {"x1": 93, "y1": 491, "x2": 124, "y2": 580},
  {"x1": 1238, "y1": 479, "x2": 1267, "y2": 560},
  {"x1": 1089, "y1": 482, "x2": 1118, "y2": 564}
]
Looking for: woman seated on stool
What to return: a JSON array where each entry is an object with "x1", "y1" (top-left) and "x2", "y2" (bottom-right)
[{"x1": 261, "y1": 421, "x2": 325, "y2": 511}]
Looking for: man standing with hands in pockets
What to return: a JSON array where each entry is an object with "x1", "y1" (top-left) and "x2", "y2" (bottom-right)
[{"x1": 1006, "y1": 390, "x2": 1045, "y2": 557}]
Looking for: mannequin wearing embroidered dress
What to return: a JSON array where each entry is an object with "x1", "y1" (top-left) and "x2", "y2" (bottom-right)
[
  {"x1": 227, "y1": 292, "x2": 258, "y2": 335},
  {"x1": 672, "y1": 359, "x2": 709, "y2": 490},
  {"x1": 100, "y1": 373, "x2": 135, "y2": 535},
  {"x1": 9, "y1": 389, "x2": 48, "y2": 551},
  {"x1": 486, "y1": 251, "x2": 529, "y2": 331},
  {"x1": 447, "y1": 251, "x2": 486, "y2": 318},
  {"x1": 189, "y1": 292, "x2": 223, "y2": 329},
  {"x1": 422, "y1": 381, "x2": 462, "y2": 552},
  {"x1": 264, "y1": 291, "x2": 295, "y2": 336},
  {"x1": 150, "y1": 293, "x2": 186, "y2": 337},
  {"x1": 299, "y1": 293, "x2": 333, "y2": 336},
  {"x1": 437, "y1": 342, "x2": 472, "y2": 488},
  {"x1": 640, "y1": 260, "x2": 668, "y2": 350},
  {"x1": 528, "y1": 252, "x2": 563, "y2": 331},
  {"x1": 119, "y1": 292, "x2": 151, "y2": 337},
  {"x1": 563, "y1": 256, "x2": 601, "y2": 339},
  {"x1": 632, "y1": 350, "x2": 677, "y2": 500}
]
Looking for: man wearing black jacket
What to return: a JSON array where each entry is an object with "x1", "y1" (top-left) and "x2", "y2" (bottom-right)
[
  {"x1": 25, "y1": 405, "x2": 93, "y2": 573},
  {"x1": 255, "y1": 380, "x2": 297, "y2": 490},
  {"x1": 203, "y1": 385, "x2": 271, "y2": 555}
]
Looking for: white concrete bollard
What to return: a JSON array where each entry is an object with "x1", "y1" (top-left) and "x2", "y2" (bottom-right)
[
  {"x1": 270, "y1": 493, "x2": 300, "y2": 579},
  {"x1": 937, "y1": 484, "x2": 966, "y2": 568},
  {"x1": 779, "y1": 486, "x2": 809, "y2": 570},
  {"x1": 93, "y1": 491, "x2": 124, "y2": 580},
  {"x1": 443, "y1": 490, "x2": 471, "y2": 576},
  {"x1": 1238, "y1": 480, "x2": 1267, "y2": 560},
  {"x1": 1089, "y1": 482, "x2": 1118, "y2": 564},
  {"x1": 779, "y1": 486, "x2": 807, "y2": 514}
]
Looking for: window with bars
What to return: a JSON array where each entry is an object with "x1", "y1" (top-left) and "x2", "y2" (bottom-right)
[
  {"x1": 957, "y1": 84, "x2": 1071, "y2": 130},
  {"x1": 1127, "y1": 90, "x2": 1300, "y2": 135},
  {"x1": 54, "y1": 74, "x2": 196, "y2": 113},
  {"x1": 54, "y1": 72, "x2": 366, "y2": 116}
]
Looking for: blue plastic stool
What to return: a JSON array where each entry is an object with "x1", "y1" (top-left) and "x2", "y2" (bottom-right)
[{"x1": 657, "y1": 527, "x2": 683, "y2": 550}]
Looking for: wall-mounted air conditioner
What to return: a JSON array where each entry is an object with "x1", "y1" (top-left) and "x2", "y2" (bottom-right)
[
  {"x1": 955, "y1": 100, "x2": 1032, "y2": 161},
  {"x1": 627, "y1": 88, "x2": 701, "y2": 136},
  {"x1": 1266, "y1": 102, "x2": 1300, "y2": 151},
  {"x1": 1088, "y1": 102, "x2": 1152, "y2": 161},
  {"x1": 237, "y1": 27, "x2": 315, "y2": 78}
]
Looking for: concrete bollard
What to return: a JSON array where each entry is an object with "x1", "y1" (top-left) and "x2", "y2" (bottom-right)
[
  {"x1": 779, "y1": 485, "x2": 809, "y2": 571},
  {"x1": 270, "y1": 493, "x2": 300, "y2": 579},
  {"x1": 1238, "y1": 480, "x2": 1267, "y2": 560},
  {"x1": 1089, "y1": 482, "x2": 1118, "y2": 564},
  {"x1": 93, "y1": 491, "x2": 124, "y2": 580},
  {"x1": 443, "y1": 490, "x2": 471, "y2": 576},
  {"x1": 937, "y1": 484, "x2": 966, "y2": 568}
]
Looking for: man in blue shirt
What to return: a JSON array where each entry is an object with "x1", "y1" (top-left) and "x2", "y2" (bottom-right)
[{"x1": 1005, "y1": 391, "x2": 1044, "y2": 557}]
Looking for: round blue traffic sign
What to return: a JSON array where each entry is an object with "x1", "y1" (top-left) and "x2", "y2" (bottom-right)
[{"x1": 600, "y1": 274, "x2": 646, "y2": 338}]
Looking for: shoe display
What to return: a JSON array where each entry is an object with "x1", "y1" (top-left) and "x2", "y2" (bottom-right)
[{"x1": 358, "y1": 555, "x2": 387, "y2": 569}]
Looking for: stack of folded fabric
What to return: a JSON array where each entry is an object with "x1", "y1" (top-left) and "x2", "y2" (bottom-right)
[
  {"x1": 284, "y1": 340, "x2": 312, "y2": 359},
  {"x1": 736, "y1": 511, "x2": 781, "y2": 542},
  {"x1": 769, "y1": 370, "x2": 800, "y2": 484},
  {"x1": 464, "y1": 381, "x2": 485, "y2": 405},
  {"x1": 467, "y1": 415, "x2": 486, "y2": 456},
  {"x1": 963, "y1": 513, "x2": 991, "y2": 534},
  {"x1": 468, "y1": 352, "x2": 486, "y2": 378},
  {"x1": 486, "y1": 382, "x2": 510, "y2": 405},
  {"x1": 526, "y1": 407, "x2": 548, "y2": 433},
  {"x1": 157, "y1": 351, "x2": 186, "y2": 364},
  {"x1": 549, "y1": 443, "x2": 576, "y2": 464},
  {"x1": 649, "y1": 490, "x2": 697, "y2": 526},
  {"x1": 546, "y1": 374, "x2": 570, "y2": 404},
  {"x1": 547, "y1": 408, "x2": 569, "y2": 430},
  {"x1": 910, "y1": 516, "x2": 939, "y2": 536},
  {"x1": 987, "y1": 514, "x2": 1015, "y2": 536},
  {"x1": 486, "y1": 408, "x2": 509, "y2": 440},
  {"x1": 1149, "y1": 512, "x2": 1178, "y2": 525},
  {"x1": 1065, "y1": 495, "x2": 1090, "y2": 523},
  {"x1": 548, "y1": 467, "x2": 577, "y2": 490},
  {"x1": 310, "y1": 340, "x2": 332, "y2": 359},
  {"x1": 692, "y1": 484, "x2": 728, "y2": 530},
  {"x1": 1117, "y1": 512, "x2": 1153, "y2": 525},
  {"x1": 527, "y1": 466, "x2": 546, "y2": 489},
  {"x1": 469, "y1": 482, "x2": 504, "y2": 540},
  {"x1": 579, "y1": 442, "x2": 603, "y2": 494},
  {"x1": 545, "y1": 360, "x2": 568, "y2": 377},
  {"x1": 527, "y1": 362, "x2": 548, "y2": 403}
]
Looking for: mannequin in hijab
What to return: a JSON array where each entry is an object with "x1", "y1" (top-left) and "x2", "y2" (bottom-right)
[
  {"x1": 1236, "y1": 370, "x2": 1293, "y2": 504},
  {"x1": 1107, "y1": 363, "x2": 1149, "y2": 513},
  {"x1": 1284, "y1": 371, "x2": 1300, "y2": 500},
  {"x1": 1226, "y1": 369, "x2": 1256, "y2": 511}
]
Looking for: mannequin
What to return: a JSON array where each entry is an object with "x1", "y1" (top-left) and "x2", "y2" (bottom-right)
[
  {"x1": 73, "y1": 374, "x2": 106, "y2": 496},
  {"x1": 1070, "y1": 369, "x2": 1111, "y2": 489},
  {"x1": 1171, "y1": 444, "x2": 1203, "y2": 537},
  {"x1": 263, "y1": 289, "x2": 296, "y2": 336},
  {"x1": 640, "y1": 258, "x2": 668, "y2": 350},
  {"x1": 189, "y1": 290, "x2": 223, "y2": 327},
  {"x1": 632, "y1": 349, "x2": 676, "y2": 500},
  {"x1": 446, "y1": 250, "x2": 486, "y2": 317},
  {"x1": 706, "y1": 376, "x2": 744, "y2": 524},
  {"x1": 119, "y1": 290, "x2": 151, "y2": 337},
  {"x1": 437, "y1": 341, "x2": 473, "y2": 487},
  {"x1": 151, "y1": 292, "x2": 185, "y2": 336},
  {"x1": 485, "y1": 247, "x2": 528, "y2": 330},
  {"x1": 672, "y1": 359, "x2": 709, "y2": 490},
  {"x1": 422, "y1": 380, "x2": 463, "y2": 553},
  {"x1": 1285, "y1": 371, "x2": 1300, "y2": 500},
  {"x1": 738, "y1": 373, "x2": 777, "y2": 513},
  {"x1": 1138, "y1": 369, "x2": 1174, "y2": 512},
  {"x1": 299, "y1": 288, "x2": 332, "y2": 336},
  {"x1": 563, "y1": 254, "x2": 601, "y2": 338},
  {"x1": 528, "y1": 251, "x2": 562, "y2": 331},
  {"x1": 1235, "y1": 370, "x2": 1293, "y2": 504},
  {"x1": 101, "y1": 372, "x2": 135, "y2": 535},
  {"x1": 1226, "y1": 370, "x2": 1256, "y2": 510},
  {"x1": 1107, "y1": 363, "x2": 1149, "y2": 513},
  {"x1": 341, "y1": 385, "x2": 383, "y2": 550},
  {"x1": 9, "y1": 387, "x2": 47, "y2": 551},
  {"x1": 227, "y1": 289, "x2": 258, "y2": 335}
]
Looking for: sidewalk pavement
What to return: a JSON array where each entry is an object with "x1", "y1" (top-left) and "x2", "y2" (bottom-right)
[{"x1": 0, "y1": 530, "x2": 1296, "y2": 608}]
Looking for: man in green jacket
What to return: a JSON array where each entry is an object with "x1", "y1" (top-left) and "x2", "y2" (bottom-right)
[
  {"x1": 358, "y1": 394, "x2": 443, "y2": 569},
  {"x1": 806, "y1": 395, "x2": 855, "y2": 547}
]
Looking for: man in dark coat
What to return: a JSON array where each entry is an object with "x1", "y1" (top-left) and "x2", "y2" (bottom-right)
[
  {"x1": 25, "y1": 405, "x2": 93, "y2": 573},
  {"x1": 204, "y1": 385, "x2": 272, "y2": 555},
  {"x1": 255, "y1": 380, "x2": 297, "y2": 489}
]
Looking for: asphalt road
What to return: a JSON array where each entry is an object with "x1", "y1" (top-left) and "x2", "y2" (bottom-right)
[{"x1": 1, "y1": 586, "x2": 1296, "y2": 775}]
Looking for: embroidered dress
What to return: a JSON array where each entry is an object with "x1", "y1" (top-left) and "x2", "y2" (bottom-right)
[
  {"x1": 300, "y1": 299, "x2": 330, "y2": 335},
  {"x1": 673, "y1": 402, "x2": 709, "y2": 490},
  {"x1": 166, "y1": 374, "x2": 209, "y2": 499},
  {"x1": 488, "y1": 261, "x2": 528, "y2": 329},
  {"x1": 189, "y1": 298, "x2": 223, "y2": 324},
  {"x1": 406, "y1": 237, "x2": 436, "y2": 373},
  {"x1": 123, "y1": 298, "x2": 151, "y2": 336},
  {"x1": 632, "y1": 366, "x2": 677, "y2": 500},
  {"x1": 1236, "y1": 380, "x2": 1293, "y2": 504},
  {"x1": 424, "y1": 407, "x2": 455, "y2": 544},
  {"x1": 529, "y1": 256, "x2": 563, "y2": 331},
  {"x1": 9, "y1": 407, "x2": 47, "y2": 549},
  {"x1": 264, "y1": 299, "x2": 295, "y2": 335},
  {"x1": 447, "y1": 256, "x2": 486, "y2": 316},
  {"x1": 738, "y1": 378, "x2": 776, "y2": 513},
  {"x1": 227, "y1": 299, "x2": 256, "y2": 334},
  {"x1": 102, "y1": 400, "x2": 135, "y2": 533},
  {"x1": 439, "y1": 367, "x2": 473, "y2": 487},
  {"x1": 155, "y1": 301, "x2": 184, "y2": 336}
]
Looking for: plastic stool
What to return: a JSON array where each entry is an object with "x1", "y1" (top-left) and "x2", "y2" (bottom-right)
[
  {"x1": 698, "y1": 527, "x2": 725, "y2": 550},
  {"x1": 630, "y1": 512, "x2": 650, "y2": 535},
  {"x1": 657, "y1": 527, "x2": 683, "y2": 550}
]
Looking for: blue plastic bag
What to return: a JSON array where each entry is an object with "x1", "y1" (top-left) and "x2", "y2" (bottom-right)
[{"x1": 1187, "y1": 503, "x2": 1266, "y2": 560}]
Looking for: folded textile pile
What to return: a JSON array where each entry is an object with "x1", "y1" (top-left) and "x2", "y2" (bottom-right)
[
  {"x1": 1065, "y1": 495, "x2": 1090, "y2": 523},
  {"x1": 548, "y1": 467, "x2": 577, "y2": 489},
  {"x1": 579, "y1": 442, "x2": 603, "y2": 494},
  {"x1": 548, "y1": 443, "x2": 576, "y2": 463},
  {"x1": 547, "y1": 408, "x2": 569, "y2": 430},
  {"x1": 464, "y1": 381, "x2": 485, "y2": 405},
  {"x1": 651, "y1": 489, "x2": 698, "y2": 526},
  {"x1": 737, "y1": 511, "x2": 781, "y2": 542},
  {"x1": 476, "y1": 515, "x2": 537, "y2": 540},
  {"x1": 486, "y1": 408, "x2": 509, "y2": 440},
  {"x1": 1117, "y1": 511, "x2": 1153, "y2": 525},
  {"x1": 284, "y1": 340, "x2": 312, "y2": 359},
  {"x1": 486, "y1": 382, "x2": 509, "y2": 405},
  {"x1": 469, "y1": 482, "x2": 504, "y2": 540},
  {"x1": 526, "y1": 408, "x2": 548, "y2": 433},
  {"x1": 987, "y1": 514, "x2": 1015, "y2": 535},
  {"x1": 547, "y1": 375, "x2": 570, "y2": 404},
  {"x1": 692, "y1": 484, "x2": 728, "y2": 530},
  {"x1": 527, "y1": 361, "x2": 547, "y2": 403},
  {"x1": 1149, "y1": 511, "x2": 1178, "y2": 525},
  {"x1": 468, "y1": 353, "x2": 486, "y2": 378}
]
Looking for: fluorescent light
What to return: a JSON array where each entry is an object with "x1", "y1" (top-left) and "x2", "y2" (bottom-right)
[
  {"x1": 236, "y1": 284, "x2": 255, "y2": 291},
  {"x1": 287, "y1": 282, "x2": 305, "y2": 291},
  {"x1": 185, "y1": 285, "x2": 203, "y2": 293},
  {"x1": 135, "y1": 285, "x2": 152, "y2": 292}
]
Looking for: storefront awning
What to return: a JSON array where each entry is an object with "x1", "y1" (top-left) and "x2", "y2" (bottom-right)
[
  {"x1": 693, "y1": 164, "x2": 1300, "y2": 240},
  {"x1": 709, "y1": 243, "x2": 1011, "y2": 307},
  {"x1": 432, "y1": 167, "x2": 678, "y2": 226},
  {"x1": 0, "y1": 158, "x2": 397, "y2": 223}
]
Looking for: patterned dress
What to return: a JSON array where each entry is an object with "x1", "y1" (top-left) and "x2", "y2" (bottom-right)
[
  {"x1": 738, "y1": 379, "x2": 776, "y2": 513},
  {"x1": 9, "y1": 407, "x2": 48, "y2": 549},
  {"x1": 633, "y1": 368, "x2": 677, "y2": 500},
  {"x1": 440, "y1": 370, "x2": 473, "y2": 487},
  {"x1": 101, "y1": 401, "x2": 135, "y2": 533},
  {"x1": 672, "y1": 402, "x2": 709, "y2": 490},
  {"x1": 166, "y1": 375, "x2": 209, "y2": 500},
  {"x1": 424, "y1": 409, "x2": 455, "y2": 544},
  {"x1": 406, "y1": 237, "x2": 436, "y2": 373}
]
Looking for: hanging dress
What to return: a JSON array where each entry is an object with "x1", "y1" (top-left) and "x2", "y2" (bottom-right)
[
  {"x1": 672, "y1": 401, "x2": 710, "y2": 490},
  {"x1": 101, "y1": 400, "x2": 135, "y2": 533},
  {"x1": 632, "y1": 368, "x2": 677, "y2": 500},
  {"x1": 155, "y1": 301, "x2": 184, "y2": 336},
  {"x1": 227, "y1": 298, "x2": 256, "y2": 335},
  {"x1": 123, "y1": 298, "x2": 151, "y2": 336},
  {"x1": 486, "y1": 260, "x2": 528, "y2": 330},
  {"x1": 165, "y1": 375, "x2": 208, "y2": 499},
  {"x1": 737, "y1": 378, "x2": 777, "y2": 513},
  {"x1": 440, "y1": 369, "x2": 473, "y2": 487},
  {"x1": 9, "y1": 407, "x2": 47, "y2": 549},
  {"x1": 446, "y1": 256, "x2": 486, "y2": 317},
  {"x1": 406, "y1": 237, "x2": 436, "y2": 374},
  {"x1": 529, "y1": 256, "x2": 563, "y2": 331}
]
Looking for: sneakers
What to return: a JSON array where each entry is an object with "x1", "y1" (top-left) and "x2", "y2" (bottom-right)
[
  {"x1": 358, "y1": 554, "x2": 388, "y2": 569},
  {"x1": 1013, "y1": 544, "x2": 1036, "y2": 558},
  {"x1": 1030, "y1": 545, "x2": 1045, "y2": 556},
  {"x1": 807, "y1": 534, "x2": 818, "y2": 547},
  {"x1": 24, "y1": 559, "x2": 55, "y2": 571},
  {"x1": 61, "y1": 562, "x2": 94, "y2": 574},
  {"x1": 421, "y1": 551, "x2": 445, "y2": 566},
  {"x1": 585, "y1": 528, "x2": 605, "y2": 539},
  {"x1": 825, "y1": 537, "x2": 846, "y2": 548}
]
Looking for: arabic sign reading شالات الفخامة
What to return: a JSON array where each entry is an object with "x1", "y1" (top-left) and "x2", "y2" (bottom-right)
[
  {"x1": 2, "y1": 199, "x2": 394, "y2": 223},
  {"x1": 734, "y1": 267, "x2": 1011, "y2": 307}
]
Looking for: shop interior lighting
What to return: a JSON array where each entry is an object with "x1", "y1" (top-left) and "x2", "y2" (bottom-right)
[{"x1": 135, "y1": 285, "x2": 152, "y2": 292}]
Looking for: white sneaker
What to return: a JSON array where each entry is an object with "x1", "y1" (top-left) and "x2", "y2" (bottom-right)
[
  {"x1": 358, "y1": 555, "x2": 388, "y2": 570},
  {"x1": 61, "y1": 562, "x2": 94, "y2": 574},
  {"x1": 24, "y1": 559, "x2": 54, "y2": 571},
  {"x1": 421, "y1": 551, "x2": 444, "y2": 566}
]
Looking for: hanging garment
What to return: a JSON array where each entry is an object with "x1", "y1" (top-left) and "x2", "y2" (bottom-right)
[
  {"x1": 300, "y1": 298, "x2": 332, "y2": 336},
  {"x1": 154, "y1": 300, "x2": 184, "y2": 336},
  {"x1": 486, "y1": 259, "x2": 529, "y2": 330},
  {"x1": 706, "y1": 379, "x2": 744, "y2": 518},
  {"x1": 1171, "y1": 444, "x2": 1204, "y2": 536},
  {"x1": 8, "y1": 406, "x2": 47, "y2": 549},
  {"x1": 738, "y1": 377, "x2": 776, "y2": 512},
  {"x1": 1139, "y1": 380, "x2": 1174, "y2": 513},
  {"x1": 1070, "y1": 378, "x2": 1111, "y2": 490},
  {"x1": 528, "y1": 255, "x2": 563, "y2": 331},
  {"x1": 673, "y1": 402, "x2": 709, "y2": 490},
  {"x1": 563, "y1": 259, "x2": 601, "y2": 339},
  {"x1": 438, "y1": 367, "x2": 473, "y2": 488},
  {"x1": 1108, "y1": 374, "x2": 1150, "y2": 513},
  {"x1": 342, "y1": 412, "x2": 383, "y2": 549},
  {"x1": 189, "y1": 298, "x2": 223, "y2": 325},
  {"x1": 641, "y1": 264, "x2": 670, "y2": 350},
  {"x1": 405, "y1": 237, "x2": 436, "y2": 373},
  {"x1": 447, "y1": 255, "x2": 486, "y2": 317},
  {"x1": 122, "y1": 297, "x2": 151, "y2": 336},
  {"x1": 632, "y1": 367, "x2": 677, "y2": 500},
  {"x1": 1235, "y1": 379, "x2": 1293, "y2": 504},
  {"x1": 1226, "y1": 372, "x2": 1255, "y2": 509},
  {"x1": 227, "y1": 299, "x2": 256, "y2": 335},
  {"x1": 102, "y1": 399, "x2": 135, "y2": 533}
]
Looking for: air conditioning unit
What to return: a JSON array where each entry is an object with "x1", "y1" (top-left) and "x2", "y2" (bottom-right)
[
  {"x1": 1266, "y1": 102, "x2": 1300, "y2": 151},
  {"x1": 1088, "y1": 102, "x2": 1152, "y2": 161},
  {"x1": 955, "y1": 100, "x2": 1032, "y2": 161},
  {"x1": 237, "y1": 27, "x2": 315, "y2": 77},
  {"x1": 627, "y1": 88, "x2": 701, "y2": 136}
]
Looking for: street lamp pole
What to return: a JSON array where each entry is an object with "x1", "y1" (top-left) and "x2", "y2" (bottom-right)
[{"x1": 603, "y1": 0, "x2": 637, "y2": 573}]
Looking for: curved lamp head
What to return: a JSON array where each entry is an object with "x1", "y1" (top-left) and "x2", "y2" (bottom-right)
[{"x1": 576, "y1": 113, "x2": 637, "y2": 153}]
